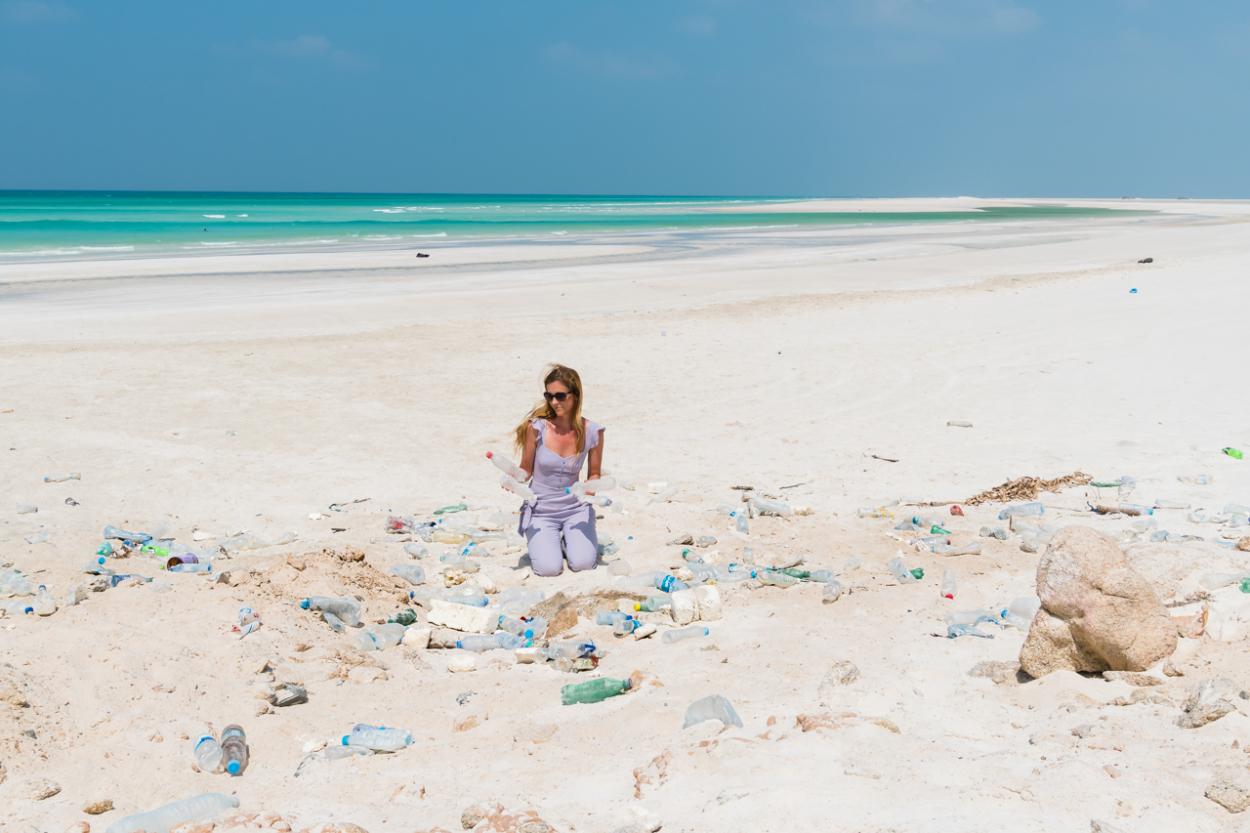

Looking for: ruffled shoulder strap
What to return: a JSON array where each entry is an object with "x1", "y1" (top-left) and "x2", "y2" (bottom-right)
[
  {"x1": 583, "y1": 419, "x2": 605, "y2": 451},
  {"x1": 530, "y1": 417, "x2": 547, "y2": 445}
]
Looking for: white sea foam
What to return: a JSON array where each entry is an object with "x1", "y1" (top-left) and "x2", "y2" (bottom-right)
[
  {"x1": 79, "y1": 246, "x2": 135, "y2": 251},
  {"x1": 412, "y1": 232, "x2": 448, "y2": 237},
  {"x1": 0, "y1": 249, "x2": 81, "y2": 257},
  {"x1": 373, "y1": 209, "x2": 405, "y2": 214},
  {"x1": 364, "y1": 235, "x2": 402, "y2": 240},
  {"x1": 203, "y1": 214, "x2": 226, "y2": 219},
  {"x1": 237, "y1": 214, "x2": 248, "y2": 217}
]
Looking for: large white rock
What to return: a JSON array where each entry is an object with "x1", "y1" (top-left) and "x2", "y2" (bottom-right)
[{"x1": 427, "y1": 600, "x2": 497, "y2": 634}]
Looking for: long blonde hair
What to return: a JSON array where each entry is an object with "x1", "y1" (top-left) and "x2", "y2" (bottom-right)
[{"x1": 514, "y1": 364, "x2": 585, "y2": 454}]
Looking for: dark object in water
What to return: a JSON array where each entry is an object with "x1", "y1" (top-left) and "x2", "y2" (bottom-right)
[
  {"x1": 1138, "y1": 257, "x2": 1153, "y2": 263},
  {"x1": 416, "y1": 253, "x2": 430, "y2": 258}
]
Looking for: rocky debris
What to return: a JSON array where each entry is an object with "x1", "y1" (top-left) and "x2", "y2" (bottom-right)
[
  {"x1": 817, "y1": 661, "x2": 860, "y2": 702},
  {"x1": 968, "y1": 660, "x2": 1021, "y2": 684},
  {"x1": 0, "y1": 684, "x2": 29, "y2": 708},
  {"x1": 1237, "y1": 537, "x2": 1250, "y2": 553},
  {"x1": 1163, "y1": 660, "x2": 1184, "y2": 677},
  {"x1": 82, "y1": 798, "x2": 113, "y2": 814},
  {"x1": 1102, "y1": 671, "x2": 1163, "y2": 687},
  {"x1": 471, "y1": 811, "x2": 553, "y2": 833},
  {"x1": 1020, "y1": 527, "x2": 1177, "y2": 677},
  {"x1": 1206, "y1": 779, "x2": 1250, "y2": 813},
  {"x1": 299, "y1": 824, "x2": 369, "y2": 833},
  {"x1": 462, "y1": 800, "x2": 505, "y2": 829},
  {"x1": 1090, "y1": 821, "x2": 1129, "y2": 833},
  {"x1": 17, "y1": 777, "x2": 61, "y2": 800},
  {"x1": 666, "y1": 534, "x2": 695, "y2": 546},
  {"x1": 1112, "y1": 689, "x2": 1172, "y2": 707},
  {"x1": 453, "y1": 713, "x2": 486, "y2": 732},
  {"x1": 515, "y1": 723, "x2": 558, "y2": 745},
  {"x1": 606, "y1": 804, "x2": 663, "y2": 833},
  {"x1": 65, "y1": 823, "x2": 90, "y2": 833},
  {"x1": 1177, "y1": 678, "x2": 1244, "y2": 728}
]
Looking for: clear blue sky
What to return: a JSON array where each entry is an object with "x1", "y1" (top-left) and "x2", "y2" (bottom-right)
[{"x1": 1, "y1": 0, "x2": 1246, "y2": 197}]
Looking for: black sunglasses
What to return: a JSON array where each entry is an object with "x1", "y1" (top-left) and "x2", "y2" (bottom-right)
[{"x1": 544, "y1": 390, "x2": 576, "y2": 402}]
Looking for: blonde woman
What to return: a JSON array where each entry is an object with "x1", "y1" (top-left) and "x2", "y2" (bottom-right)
[{"x1": 513, "y1": 365, "x2": 604, "y2": 576}]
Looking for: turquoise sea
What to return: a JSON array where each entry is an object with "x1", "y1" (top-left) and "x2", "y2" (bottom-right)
[{"x1": 0, "y1": 191, "x2": 1130, "y2": 260}]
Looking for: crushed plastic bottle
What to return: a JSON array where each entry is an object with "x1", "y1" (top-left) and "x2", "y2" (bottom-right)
[
  {"x1": 221, "y1": 725, "x2": 249, "y2": 775},
  {"x1": 104, "y1": 524, "x2": 152, "y2": 543},
  {"x1": 822, "y1": 581, "x2": 843, "y2": 603},
  {"x1": 735, "y1": 512, "x2": 749, "y2": 535},
  {"x1": 808, "y1": 569, "x2": 836, "y2": 583},
  {"x1": 1178, "y1": 474, "x2": 1213, "y2": 485},
  {"x1": 1118, "y1": 476, "x2": 1137, "y2": 497},
  {"x1": 1224, "y1": 504, "x2": 1250, "y2": 517},
  {"x1": 998, "y1": 502, "x2": 1044, "y2": 520},
  {"x1": 856, "y1": 507, "x2": 894, "y2": 518},
  {"x1": 568, "y1": 476, "x2": 617, "y2": 495},
  {"x1": 979, "y1": 525, "x2": 1008, "y2": 540},
  {"x1": 683, "y1": 694, "x2": 744, "y2": 728},
  {"x1": 389, "y1": 565, "x2": 426, "y2": 586},
  {"x1": 43, "y1": 472, "x2": 80, "y2": 482},
  {"x1": 456, "y1": 632, "x2": 527, "y2": 652},
  {"x1": 843, "y1": 556, "x2": 861, "y2": 572},
  {"x1": 25, "y1": 531, "x2": 50, "y2": 544},
  {"x1": 235, "y1": 607, "x2": 261, "y2": 637},
  {"x1": 1154, "y1": 499, "x2": 1190, "y2": 510},
  {"x1": 940, "y1": 570, "x2": 956, "y2": 600},
  {"x1": 1200, "y1": 571, "x2": 1250, "y2": 591},
  {"x1": 661, "y1": 625, "x2": 709, "y2": 644},
  {"x1": 301, "y1": 596, "x2": 362, "y2": 627},
  {"x1": 344, "y1": 724, "x2": 412, "y2": 751},
  {"x1": 561, "y1": 677, "x2": 631, "y2": 705},
  {"x1": 1, "y1": 570, "x2": 34, "y2": 596},
  {"x1": 1188, "y1": 513, "x2": 1229, "y2": 525},
  {"x1": 105, "y1": 792, "x2": 239, "y2": 833},
  {"x1": 193, "y1": 734, "x2": 223, "y2": 773},
  {"x1": 947, "y1": 623, "x2": 995, "y2": 639},
  {"x1": 749, "y1": 497, "x2": 793, "y2": 517}
]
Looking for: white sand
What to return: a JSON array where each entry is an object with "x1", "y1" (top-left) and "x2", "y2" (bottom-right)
[{"x1": 3, "y1": 199, "x2": 1250, "y2": 832}]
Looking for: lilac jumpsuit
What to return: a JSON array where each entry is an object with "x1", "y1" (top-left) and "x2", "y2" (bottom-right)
[{"x1": 518, "y1": 417, "x2": 604, "y2": 576}]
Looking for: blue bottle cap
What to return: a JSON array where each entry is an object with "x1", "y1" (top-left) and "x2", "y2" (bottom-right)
[
  {"x1": 342, "y1": 735, "x2": 351, "y2": 745},
  {"x1": 227, "y1": 760, "x2": 241, "y2": 774},
  {"x1": 300, "y1": 599, "x2": 310, "y2": 609},
  {"x1": 524, "y1": 629, "x2": 534, "y2": 638},
  {"x1": 455, "y1": 640, "x2": 464, "y2": 649}
]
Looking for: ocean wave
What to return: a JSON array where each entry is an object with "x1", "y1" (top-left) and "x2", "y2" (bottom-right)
[
  {"x1": 412, "y1": 232, "x2": 448, "y2": 237},
  {"x1": 0, "y1": 248, "x2": 81, "y2": 256},
  {"x1": 237, "y1": 214, "x2": 248, "y2": 217},
  {"x1": 373, "y1": 209, "x2": 405, "y2": 214},
  {"x1": 364, "y1": 235, "x2": 402, "y2": 240},
  {"x1": 79, "y1": 245, "x2": 136, "y2": 251},
  {"x1": 203, "y1": 214, "x2": 226, "y2": 219},
  {"x1": 183, "y1": 241, "x2": 241, "y2": 248}
]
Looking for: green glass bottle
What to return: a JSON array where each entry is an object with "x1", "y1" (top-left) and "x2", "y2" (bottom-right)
[{"x1": 561, "y1": 677, "x2": 632, "y2": 705}]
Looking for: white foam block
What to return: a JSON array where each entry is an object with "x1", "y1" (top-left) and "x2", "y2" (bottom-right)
[{"x1": 693, "y1": 584, "x2": 722, "y2": 621}]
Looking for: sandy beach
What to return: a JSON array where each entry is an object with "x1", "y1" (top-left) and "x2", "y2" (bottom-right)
[{"x1": 5, "y1": 197, "x2": 1250, "y2": 833}]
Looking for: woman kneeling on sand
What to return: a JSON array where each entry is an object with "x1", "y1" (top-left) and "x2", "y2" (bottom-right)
[{"x1": 513, "y1": 364, "x2": 604, "y2": 577}]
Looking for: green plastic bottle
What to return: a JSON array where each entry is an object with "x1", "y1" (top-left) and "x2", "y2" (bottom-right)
[
  {"x1": 433, "y1": 503, "x2": 468, "y2": 516},
  {"x1": 909, "y1": 567, "x2": 925, "y2": 580},
  {"x1": 1224, "y1": 447, "x2": 1244, "y2": 460},
  {"x1": 142, "y1": 544, "x2": 171, "y2": 558},
  {"x1": 561, "y1": 677, "x2": 632, "y2": 705},
  {"x1": 758, "y1": 571, "x2": 799, "y2": 588},
  {"x1": 929, "y1": 525, "x2": 951, "y2": 535},
  {"x1": 778, "y1": 568, "x2": 811, "y2": 580}
]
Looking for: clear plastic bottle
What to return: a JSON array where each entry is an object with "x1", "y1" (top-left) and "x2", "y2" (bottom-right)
[
  {"x1": 808, "y1": 569, "x2": 836, "y2": 583},
  {"x1": 1007, "y1": 597, "x2": 1041, "y2": 621},
  {"x1": 544, "y1": 640, "x2": 599, "y2": 660},
  {"x1": 886, "y1": 558, "x2": 919, "y2": 585},
  {"x1": 25, "y1": 531, "x2": 50, "y2": 545},
  {"x1": 633, "y1": 594, "x2": 672, "y2": 613},
  {"x1": 193, "y1": 734, "x2": 223, "y2": 773},
  {"x1": 1178, "y1": 474, "x2": 1213, "y2": 485},
  {"x1": 716, "y1": 503, "x2": 738, "y2": 515},
  {"x1": 501, "y1": 474, "x2": 537, "y2": 501},
  {"x1": 661, "y1": 625, "x2": 709, "y2": 644},
  {"x1": 757, "y1": 571, "x2": 798, "y2": 588},
  {"x1": 822, "y1": 581, "x2": 843, "y2": 604},
  {"x1": 1118, "y1": 503, "x2": 1154, "y2": 516},
  {"x1": 934, "y1": 542, "x2": 981, "y2": 556},
  {"x1": 43, "y1": 472, "x2": 80, "y2": 482},
  {"x1": 1154, "y1": 499, "x2": 1189, "y2": 510},
  {"x1": 486, "y1": 451, "x2": 529, "y2": 482},
  {"x1": 979, "y1": 525, "x2": 1008, "y2": 540},
  {"x1": 749, "y1": 497, "x2": 793, "y2": 517},
  {"x1": 1188, "y1": 513, "x2": 1229, "y2": 525},
  {"x1": 594, "y1": 610, "x2": 633, "y2": 627},
  {"x1": 1224, "y1": 504, "x2": 1250, "y2": 517},
  {"x1": 856, "y1": 507, "x2": 893, "y2": 518},
  {"x1": 649, "y1": 485, "x2": 679, "y2": 504},
  {"x1": 300, "y1": 596, "x2": 362, "y2": 626},
  {"x1": 171, "y1": 562, "x2": 212, "y2": 573},
  {"x1": 843, "y1": 556, "x2": 861, "y2": 571},
  {"x1": 32, "y1": 586, "x2": 56, "y2": 616},
  {"x1": 947, "y1": 623, "x2": 995, "y2": 639},
  {"x1": 655, "y1": 574, "x2": 688, "y2": 594},
  {"x1": 456, "y1": 633, "x2": 526, "y2": 652},
  {"x1": 568, "y1": 476, "x2": 617, "y2": 496},
  {"x1": 940, "y1": 570, "x2": 956, "y2": 600},
  {"x1": 432, "y1": 530, "x2": 470, "y2": 545},
  {"x1": 438, "y1": 554, "x2": 480, "y2": 572},
  {"x1": 106, "y1": 792, "x2": 239, "y2": 833},
  {"x1": 1200, "y1": 571, "x2": 1250, "y2": 591},
  {"x1": 220, "y1": 724, "x2": 249, "y2": 775},
  {"x1": 16, "y1": 503, "x2": 36, "y2": 514},
  {"x1": 0, "y1": 599, "x2": 34, "y2": 615},
  {"x1": 1118, "y1": 476, "x2": 1137, "y2": 497},
  {"x1": 344, "y1": 724, "x2": 412, "y2": 751},
  {"x1": 1130, "y1": 517, "x2": 1158, "y2": 533},
  {"x1": 403, "y1": 543, "x2": 428, "y2": 559},
  {"x1": 735, "y1": 513, "x2": 749, "y2": 535},
  {"x1": 614, "y1": 618, "x2": 642, "y2": 635},
  {"x1": 389, "y1": 565, "x2": 426, "y2": 586},
  {"x1": 944, "y1": 609, "x2": 996, "y2": 627},
  {"x1": 1, "y1": 570, "x2": 34, "y2": 596},
  {"x1": 998, "y1": 502, "x2": 1044, "y2": 520}
]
